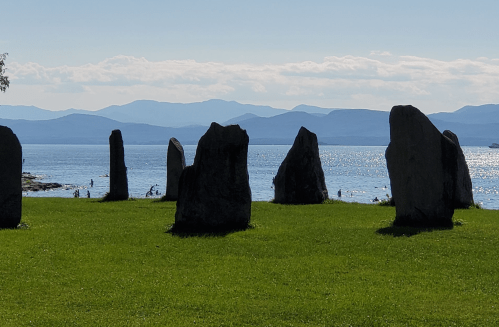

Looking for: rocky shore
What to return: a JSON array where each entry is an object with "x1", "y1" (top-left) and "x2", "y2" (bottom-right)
[{"x1": 22, "y1": 173, "x2": 62, "y2": 192}]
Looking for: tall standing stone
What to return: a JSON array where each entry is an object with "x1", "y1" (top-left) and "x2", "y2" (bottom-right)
[
  {"x1": 0, "y1": 126, "x2": 22, "y2": 228},
  {"x1": 274, "y1": 126, "x2": 328, "y2": 204},
  {"x1": 385, "y1": 105, "x2": 458, "y2": 227},
  {"x1": 104, "y1": 129, "x2": 128, "y2": 201},
  {"x1": 443, "y1": 130, "x2": 474, "y2": 208},
  {"x1": 174, "y1": 122, "x2": 251, "y2": 231},
  {"x1": 163, "y1": 137, "x2": 186, "y2": 201}
]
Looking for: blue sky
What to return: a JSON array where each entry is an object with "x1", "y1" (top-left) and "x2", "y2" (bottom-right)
[{"x1": 3, "y1": 0, "x2": 499, "y2": 113}]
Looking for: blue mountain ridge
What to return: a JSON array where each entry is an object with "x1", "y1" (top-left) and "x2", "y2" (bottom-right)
[
  {"x1": 0, "y1": 99, "x2": 287, "y2": 127},
  {"x1": 428, "y1": 104, "x2": 499, "y2": 124},
  {"x1": 0, "y1": 101, "x2": 498, "y2": 145},
  {"x1": 0, "y1": 114, "x2": 207, "y2": 145}
]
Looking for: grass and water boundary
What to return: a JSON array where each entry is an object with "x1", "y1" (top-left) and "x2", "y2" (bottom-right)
[{"x1": 1, "y1": 198, "x2": 498, "y2": 326}]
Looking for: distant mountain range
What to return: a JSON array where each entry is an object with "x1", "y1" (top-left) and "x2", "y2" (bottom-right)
[
  {"x1": 1, "y1": 100, "x2": 498, "y2": 145},
  {"x1": 0, "y1": 100, "x2": 287, "y2": 127},
  {"x1": 0, "y1": 114, "x2": 207, "y2": 145}
]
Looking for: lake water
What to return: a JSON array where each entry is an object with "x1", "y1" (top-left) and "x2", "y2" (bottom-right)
[{"x1": 22, "y1": 144, "x2": 499, "y2": 210}]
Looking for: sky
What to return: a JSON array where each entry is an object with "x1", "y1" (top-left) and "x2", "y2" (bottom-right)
[{"x1": 2, "y1": 0, "x2": 499, "y2": 113}]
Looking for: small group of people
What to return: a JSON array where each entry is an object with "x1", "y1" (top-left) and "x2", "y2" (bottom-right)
[
  {"x1": 146, "y1": 184, "x2": 161, "y2": 197},
  {"x1": 72, "y1": 179, "x2": 94, "y2": 198},
  {"x1": 73, "y1": 189, "x2": 90, "y2": 198},
  {"x1": 338, "y1": 187, "x2": 385, "y2": 202},
  {"x1": 73, "y1": 179, "x2": 165, "y2": 199}
]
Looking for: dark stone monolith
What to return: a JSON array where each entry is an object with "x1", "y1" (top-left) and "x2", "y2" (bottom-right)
[
  {"x1": 443, "y1": 130, "x2": 474, "y2": 208},
  {"x1": 174, "y1": 122, "x2": 251, "y2": 231},
  {"x1": 103, "y1": 129, "x2": 128, "y2": 201},
  {"x1": 385, "y1": 105, "x2": 458, "y2": 227},
  {"x1": 0, "y1": 126, "x2": 22, "y2": 228},
  {"x1": 273, "y1": 126, "x2": 328, "y2": 204},
  {"x1": 163, "y1": 137, "x2": 186, "y2": 201}
]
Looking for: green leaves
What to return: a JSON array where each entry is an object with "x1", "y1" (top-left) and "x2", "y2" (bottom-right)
[{"x1": 0, "y1": 53, "x2": 10, "y2": 93}]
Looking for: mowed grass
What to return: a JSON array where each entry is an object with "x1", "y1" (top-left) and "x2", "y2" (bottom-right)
[{"x1": 1, "y1": 199, "x2": 499, "y2": 326}]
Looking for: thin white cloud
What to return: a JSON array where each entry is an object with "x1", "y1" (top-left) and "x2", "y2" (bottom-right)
[
  {"x1": 5, "y1": 54, "x2": 499, "y2": 112},
  {"x1": 370, "y1": 51, "x2": 392, "y2": 57}
]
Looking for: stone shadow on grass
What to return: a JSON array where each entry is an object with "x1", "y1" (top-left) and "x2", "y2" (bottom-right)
[
  {"x1": 376, "y1": 223, "x2": 457, "y2": 237},
  {"x1": 100, "y1": 192, "x2": 129, "y2": 202},
  {"x1": 166, "y1": 223, "x2": 253, "y2": 238}
]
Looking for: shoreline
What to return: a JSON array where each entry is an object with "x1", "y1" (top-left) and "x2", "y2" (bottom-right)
[{"x1": 22, "y1": 173, "x2": 62, "y2": 192}]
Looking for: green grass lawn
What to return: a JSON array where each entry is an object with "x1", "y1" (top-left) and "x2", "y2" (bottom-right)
[{"x1": 1, "y1": 198, "x2": 498, "y2": 326}]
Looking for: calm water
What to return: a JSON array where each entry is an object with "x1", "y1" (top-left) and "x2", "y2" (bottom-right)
[{"x1": 22, "y1": 145, "x2": 499, "y2": 209}]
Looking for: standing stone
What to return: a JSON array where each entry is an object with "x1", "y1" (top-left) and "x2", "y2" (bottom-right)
[
  {"x1": 385, "y1": 105, "x2": 458, "y2": 227},
  {"x1": 103, "y1": 129, "x2": 128, "y2": 201},
  {"x1": 0, "y1": 126, "x2": 22, "y2": 228},
  {"x1": 175, "y1": 122, "x2": 251, "y2": 231},
  {"x1": 443, "y1": 130, "x2": 474, "y2": 208},
  {"x1": 163, "y1": 137, "x2": 186, "y2": 201},
  {"x1": 274, "y1": 126, "x2": 328, "y2": 204}
]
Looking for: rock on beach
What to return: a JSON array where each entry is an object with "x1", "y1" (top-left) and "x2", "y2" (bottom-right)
[{"x1": 22, "y1": 173, "x2": 62, "y2": 192}]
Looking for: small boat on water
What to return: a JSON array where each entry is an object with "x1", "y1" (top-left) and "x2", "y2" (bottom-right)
[{"x1": 489, "y1": 143, "x2": 499, "y2": 148}]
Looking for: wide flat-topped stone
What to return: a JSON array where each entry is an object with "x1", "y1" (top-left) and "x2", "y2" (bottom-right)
[{"x1": 174, "y1": 122, "x2": 251, "y2": 231}]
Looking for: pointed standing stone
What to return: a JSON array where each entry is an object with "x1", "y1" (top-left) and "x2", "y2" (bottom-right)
[
  {"x1": 273, "y1": 126, "x2": 328, "y2": 204},
  {"x1": 443, "y1": 130, "x2": 474, "y2": 208},
  {"x1": 174, "y1": 123, "x2": 251, "y2": 231},
  {"x1": 385, "y1": 105, "x2": 458, "y2": 227},
  {"x1": 0, "y1": 126, "x2": 22, "y2": 228},
  {"x1": 103, "y1": 129, "x2": 128, "y2": 201},
  {"x1": 163, "y1": 137, "x2": 186, "y2": 201}
]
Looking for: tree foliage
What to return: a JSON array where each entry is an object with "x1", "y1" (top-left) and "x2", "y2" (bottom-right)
[{"x1": 0, "y1": 53, "x2": 10, "y2": 93}]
